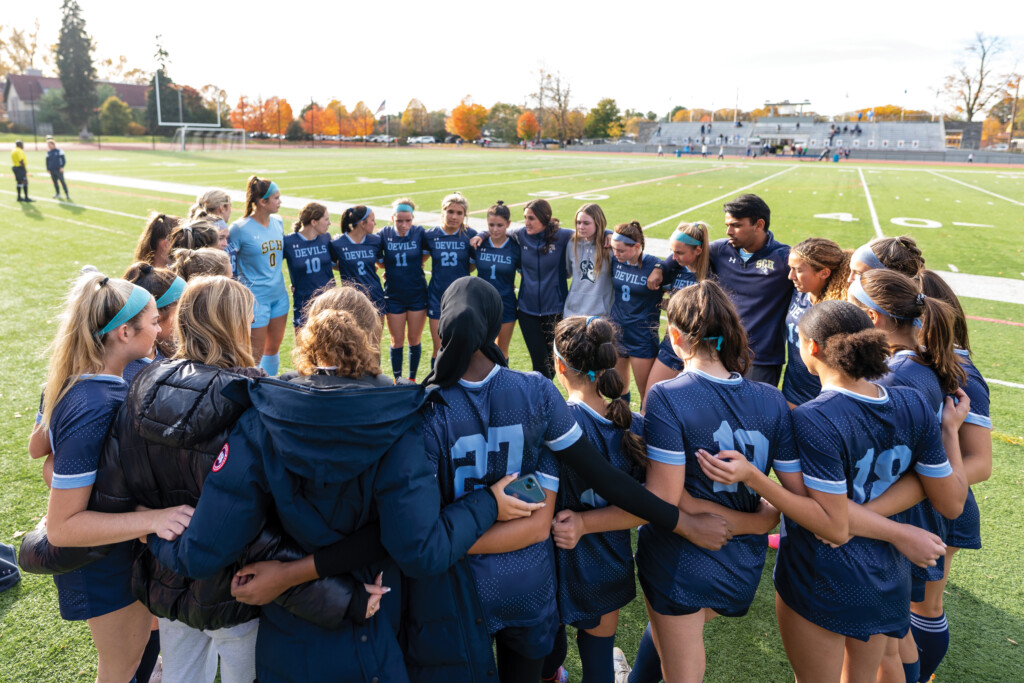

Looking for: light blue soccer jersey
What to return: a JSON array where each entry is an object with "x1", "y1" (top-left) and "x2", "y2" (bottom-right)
[{"x1": 228, "y1": 215, "x2": 286, "y2": 299}]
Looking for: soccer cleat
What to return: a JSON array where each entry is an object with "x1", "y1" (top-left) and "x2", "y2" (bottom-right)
[
  {"x1": 553, "y1": 666, "x2": 569, "y2": 683},
  {"x1": 613, "y1": 646, "x2": 632, "y2": 683},
  {"x1": 54, "y1": 194, "x2": 61, "y2": 199},
  {"x1": 769, "y1": 533, "x2": 780, "y2": 550}
]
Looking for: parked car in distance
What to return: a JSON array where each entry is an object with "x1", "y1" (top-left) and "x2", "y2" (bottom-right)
[{"x1": 407, "y1": 135, "x2": 437, "y2": 144}]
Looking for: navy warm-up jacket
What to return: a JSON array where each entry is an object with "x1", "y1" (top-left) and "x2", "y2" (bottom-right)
[{"x1": 148, "y1": 377, "x2": 499, "y2": 683}]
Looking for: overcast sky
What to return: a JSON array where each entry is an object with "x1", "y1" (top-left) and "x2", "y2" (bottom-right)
[{"x1": 8, "y1": 1, "x2": 1022, "y2": 118}]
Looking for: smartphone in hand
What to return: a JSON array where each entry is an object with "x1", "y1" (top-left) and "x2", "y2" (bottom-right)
[{"x1": 504, "y1": 473, "x2": 546, "y2": 503}]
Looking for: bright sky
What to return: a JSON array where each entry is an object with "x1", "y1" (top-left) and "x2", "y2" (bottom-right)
[{"x1": 8, "y1": 1, "x2": 1022, "y2": 118}]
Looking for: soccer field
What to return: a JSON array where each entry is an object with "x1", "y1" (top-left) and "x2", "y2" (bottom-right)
[{"x1": 1, "y1": 147, "x2": 1022, "y2": 681}]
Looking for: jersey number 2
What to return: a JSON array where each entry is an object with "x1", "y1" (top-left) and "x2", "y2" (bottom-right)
[{"x1": 451, "y1": 425, "x2": 525, "y2": 497}]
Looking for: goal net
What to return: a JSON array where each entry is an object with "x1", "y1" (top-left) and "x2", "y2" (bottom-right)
[{"x1": 170, "y1": 127, "x2": 247, "y2": 152}]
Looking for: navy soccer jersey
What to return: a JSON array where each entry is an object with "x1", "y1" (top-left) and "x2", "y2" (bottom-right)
[
  {"x1": 555, "y1": 402, "x2": 644, "y2": 626},
  {"x1": 709, "y1": 232, "x2": 791, "y2": 366},
  {"x1": 123, "y1": 351, "x2": 164, "y2": 386},
  {"x1": 329, "y1": 232, "x2": 385, "y2": 312},
  {"x1": 637, "y1": 369, "x2": 797, "y2": 616},
  {"x1": 377, "y1": 225, "x2": 428, "y2": 309},
  {"x1": 611, "y1": 254, "x2": 663, "y2": 358},
  {"x1": 475, "y1": 237, "x2": 521, "y2": 324},
  {"x1": 947, "y1": 348, "x2": 991, "y2": 549},
  {"x1": 228, "y1": 216, "x2": 286, "y2": 300},
  {"x1": 423, "y1": 227, "x2": 477, "y2": 318},
  {"x1": 422, "y1": 365, "x2": 582, "y2": 633},
  {"x1": 876, "y1": 349, "x2": 950, "y2": 580},
  {"x1": 781, "y1": 290, "x2": 820, "y2": 405},
  {"x1": 656, "y1": 263, "x2": 698, "y2": 369},
  {"x1": 47, "y1": 374, "x2": 136, "y2": 621},
  {"x1": 283, "y1": 232, "x2": 335, "y2": 325},
  {"x1": 774, "y1": 384, "x2": 951, "y2": 640}
]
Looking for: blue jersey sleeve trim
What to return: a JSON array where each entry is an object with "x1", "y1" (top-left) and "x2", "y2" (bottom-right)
[
  {"x1": 964, "y1": 413, "x2": 992, "y2": 430},
  {"x1": 802, "y1": 473, "x2": 847, "y2": 494},
  {"x1": 545, "y1": 423, "x2": 583, "y2": 451},
  {"x1": 536, "y1": 471, "x2": 560, "y2": 492},
  {"x1": 646, "y1": 445, "x2": 687, "y2": 466},
  {"x1": 51, "y1": 471, "x2": 97, "y2": 489},
  {"x1": 915, "y1": 460, "x2": 954, "y2": 478},
  {"x1": 772, "y1": 458, "x2": 803, "y2": 473}
]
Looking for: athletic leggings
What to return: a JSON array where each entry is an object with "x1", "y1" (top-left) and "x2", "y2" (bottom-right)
[
  {"x1": 518, "y1": 312, "x2": 561, "y2": 379},
  {"x1": 496, "y1": 637, "x2": 546, "y2": 683}
]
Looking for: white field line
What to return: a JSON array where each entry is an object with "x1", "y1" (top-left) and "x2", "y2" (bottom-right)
[
  {"x1": 645, "y1": 165, "x2": 798, "y2": 229},
  {"x1": 988, "y1": 378, "x2": 1024, "y2": 390},
  {"x1": 927, "y1": 170, "x2": 1024, "y2": 207},
  {"x1": 0, "y1": 200, "x2": 131, "y2": 235},
  {"x1": 0, "y1": 189, "x2": 147, "y2": 220},
  {"x1": 467, "y1": 167, "x2": 727, "y2": 214},
  {"x1": 336, "y1": 162, "x2": 673, "y2": 204},
  {"x1": 857, "y1": 167, "x2": 884, "y2": 238}
]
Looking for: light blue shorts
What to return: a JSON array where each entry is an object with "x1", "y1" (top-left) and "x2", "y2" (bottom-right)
[{"x1": 253, "y1": 291, "x2": 290, "y2": 328}]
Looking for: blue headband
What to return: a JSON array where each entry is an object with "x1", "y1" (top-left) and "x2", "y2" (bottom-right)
[
  {"x1": 852, "y1": 243, "x2": 886, "y2": 271},
  {"x1": 395, "y1": 203, "x2": 414, "y2": 214},
  {"x1": 585, "y1": 316, "x2": 600, "y2": 326},
  {"x1": 702, "y1": 336, "x2": 724, "y2": 351},
  {"x1": 671, "y1": 230, "x2": 703, "y2": 247},
  {"x1": 849, "y1": 279, "x2": 922, "y2": 328},
  {"x1": 553, "y1": 344, "x2": 596, "y2": 382},
  {"x1": 359, "y1": 207, "x2": 373, "y2": 223},
  {"x1": 96, "y1": 285, "x2": 152, "y2": 337},
  {"x1": 611, "y1": 233, "x2": 637, "y2": 246},
  {"x1": 154, "y1": 276, "x2": 186, "y2": 309},
  {"x1": 261, "y1": 181, "x2": 279, "y2": 200}
]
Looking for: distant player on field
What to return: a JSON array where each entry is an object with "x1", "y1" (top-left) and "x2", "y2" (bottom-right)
[
  {"x1": 11, "y1": 140, "x2": 32, "y2": 202},
  {"x1": 46, "y1": 137, "x2": 70, "y2": 201}
]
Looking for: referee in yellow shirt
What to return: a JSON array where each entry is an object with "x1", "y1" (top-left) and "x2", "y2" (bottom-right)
[{"x1": 12, "y1": 140, "x2": 33, "y2": 202}]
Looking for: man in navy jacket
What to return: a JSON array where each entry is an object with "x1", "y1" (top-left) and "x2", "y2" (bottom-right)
[{"x1": 45, "y1": 138, "x2": 70, "y2": 201}]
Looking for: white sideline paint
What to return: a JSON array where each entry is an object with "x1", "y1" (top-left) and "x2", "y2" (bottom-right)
[
  {"x1": 988, "y1": 378, "x2": 1024, "y2": 390},
  {"x1": 857, "y1": 168, "x2": 884, "y2": 238},
  {"x1": 928, "y1": 171, "x2": 1024, "y2": 207},
  {"x1": 645, "y1": 165, "x2": 798, "y2": 229}
]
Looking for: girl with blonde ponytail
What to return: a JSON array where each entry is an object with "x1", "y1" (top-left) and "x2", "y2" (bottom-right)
[{"x1": 28, "y1": 272, "x2": 195, "y2": 683}]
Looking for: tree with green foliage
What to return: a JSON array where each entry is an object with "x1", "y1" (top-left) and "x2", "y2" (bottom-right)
[
  {"x1": 585, "y1": 98, "x2": 621, "y2": 139},
  {"x1": 99, "y1": 96, "x2": 132, "y2": 135},
  {"x1": 487, "y1": 102, "x2": 523, "y2": 141},
  {"x1": 285, "y1": 119, "x2": 305, "y2": 141},
  {"x1": 37, "y1": 88, "x2": 72, "y2": 133},
  {"x1": 56, "y1": 0, "x2": 97, "y2": 134}
]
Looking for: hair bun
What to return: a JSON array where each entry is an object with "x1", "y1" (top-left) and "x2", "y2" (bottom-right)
[
  {"x1": 140, "y1": 263, "x2": 153, "y2": 274},
  {"x1": 496, "y1": 200, "x2": 504, "y2": 206}
]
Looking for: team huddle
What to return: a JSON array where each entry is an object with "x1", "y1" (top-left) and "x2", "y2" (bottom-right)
[{"x1": 19, "y1": 175, "x2": 992, "y2": 683}]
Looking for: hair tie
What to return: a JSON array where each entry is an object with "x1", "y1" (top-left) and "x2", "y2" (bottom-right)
[
  {"x1": 702, "y1": 336, "x2": 724, "y2": 351},
  {"x1": 916, "y1": 293, "x2": 926, "y2": 305},
  {"x1": 99, "y1": 277, "x2": 109, "y2": 287},
  {"x1": 140, "y1": 264, "x2": 153, "y2": 274}
]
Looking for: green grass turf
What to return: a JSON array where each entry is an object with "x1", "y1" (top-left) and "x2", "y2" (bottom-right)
[{"x1": 1, "y1": 147, "x2": 1022, "y2": 681}]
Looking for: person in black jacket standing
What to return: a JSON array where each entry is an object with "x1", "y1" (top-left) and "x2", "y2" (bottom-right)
[{"x1": 46, "y1": 137, "x2": 70, "y2": 201}]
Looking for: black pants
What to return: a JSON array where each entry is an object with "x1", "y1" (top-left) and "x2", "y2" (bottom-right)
[
  {"x1": 50, "y1": 170, "x2": 68, "y2": 196},
  {"x1": 518, "y1": 312, "x2": 561, "y2": 379},
  {"x1": 496, "y1": 636, "x2": 545, "y2": 683},
  {"x1": 745, "y1": 363, "x2": 782, "y2": 387}
]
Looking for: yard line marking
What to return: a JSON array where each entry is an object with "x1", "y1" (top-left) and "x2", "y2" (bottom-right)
[
  {"x1": 0, "y1": 189, "x2": 147, "y2": 220},
  {"x1": 927, "y1": 171, "x2": 1024, "y2": 207},
  {"x1": 966, "y1": 315, "x2": 1024, "y2": 328},
  {"x1": 857, "y1": 168, "x2": 884, "y2": 238},
  {"x1": 466, "y1": 167, "x2": 727, "y2": 215},
  {"x1": 987, "y1": 378, "x2": 1024, "y2": 390},
  {"x1": 952, "y1": 221, "x2": 995, "y2": 227},
  {"x1": 645, "y1": 165, "x2": 798, "y2": 229},
  {"x1": 934, "y1": 270, "x2": 1024, "y2": 307}
]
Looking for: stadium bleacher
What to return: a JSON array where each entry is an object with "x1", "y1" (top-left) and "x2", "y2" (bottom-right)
[{"x1": 646, "y1": 117, "x2": 946, "y2": 152}]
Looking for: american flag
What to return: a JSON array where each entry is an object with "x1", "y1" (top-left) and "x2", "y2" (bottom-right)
[{"x1": 376, "y1": 100, "x2": 386, "y2": 114}]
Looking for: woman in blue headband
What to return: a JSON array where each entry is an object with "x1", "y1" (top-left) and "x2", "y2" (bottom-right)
[
  {"x1": 28, "y1": 272, "x2": 193, "y2": 682},
  {"x1": 230, "y1": 175, "x2": 288, "y2": 375},
  {"x1": 378, "y1": 197, "x2": 429, "y2": 381},
  {"x1": 122, "y1": 262, "x2": 187, "y2": 384},
  {"x1": 608, "y1": 220, "x2": 663, "y2": 409},
  {"x1": 848, "y1": 235, "x2": 924, "y2": 283},
  {"x1": 644, "y1": 221, "x2": 712, "y2": 405}
]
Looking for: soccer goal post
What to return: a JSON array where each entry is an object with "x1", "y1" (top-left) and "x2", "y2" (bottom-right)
[{"x1": 170, "y1": 126, "x2": 247, "y2": 152}]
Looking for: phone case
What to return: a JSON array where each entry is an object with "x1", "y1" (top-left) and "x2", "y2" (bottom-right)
[{"x1": 504, "y1": 473, "x2": 546, "y2": 503}]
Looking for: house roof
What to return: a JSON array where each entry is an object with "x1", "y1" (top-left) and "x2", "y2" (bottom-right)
[{"x1": 3, "y1": 73, "x2": 149, "y2": 109}]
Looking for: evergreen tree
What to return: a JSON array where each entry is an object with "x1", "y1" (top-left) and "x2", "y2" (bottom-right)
[{"x1": 56, "y1": 0, "x2": 96, "y2": 133}]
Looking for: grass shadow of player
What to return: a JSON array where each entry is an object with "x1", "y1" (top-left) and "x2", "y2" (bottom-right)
[{"x1": 18, "y1": 200, "x2": 43, "y2": 220}]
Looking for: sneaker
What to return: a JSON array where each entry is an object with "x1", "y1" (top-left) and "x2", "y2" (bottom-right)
[
  {"x1": 613, "y1": 646, "x2": 632, "y2": 683},
  {"x1": 553, "y1": 666, "x2": 569, "y2": 683},
  {"x1": 53, "y1": 194, "x2": 61, "y2": 199}
]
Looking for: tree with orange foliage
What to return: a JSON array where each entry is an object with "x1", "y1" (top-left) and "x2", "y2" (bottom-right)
[
  {"x1": 446, "y1": 96, "x2": 489, "y2": 141},
  {"x1": 301, "y1": 103, "x2": 321, "y2": 135},
  {"x1": 260, "y1": 97, "x2": 293, "y2": 136},
  {"x1": 230, "y1": 95, "x2": 258, "y2": 131},
  {"x1": 327, "y1": 100, "x2": 354, "y2": 137},
  {"x1": 517, "y1": 111, "x2": 540, "y2": 141},
  {"x1": 351, "y1": 101, "x2": 375, "y2": 137}
]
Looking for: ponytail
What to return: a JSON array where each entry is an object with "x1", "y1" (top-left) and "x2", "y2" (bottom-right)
[
  {"x1": 553, "y1": 316, "x2": 646, "y2": 470},
  {"x1": 341, "y1": 205, "x2": 372, "y2": 234},
  {"x1": 665, "y1": 280, "x2": 751, "y2": 375},
  {"x1": 294, "y1": 202, "x2": 329, "y2": 233},
  {"x1": 920, "y1": 270, "x2": 970, "y2": 353}
]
